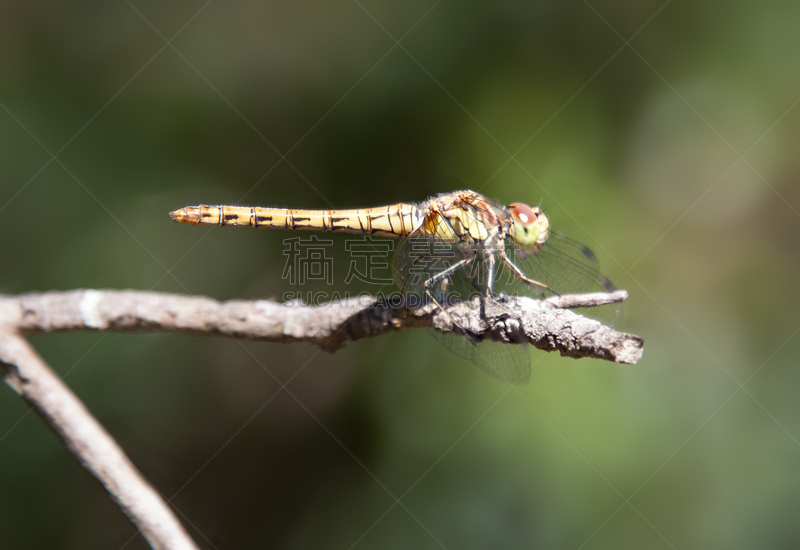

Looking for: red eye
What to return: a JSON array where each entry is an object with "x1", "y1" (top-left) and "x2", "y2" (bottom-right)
[{"x1": 509, "y1": 202, "x2": 537, "y2": 227}]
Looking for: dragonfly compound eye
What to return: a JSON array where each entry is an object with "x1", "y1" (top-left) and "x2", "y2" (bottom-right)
[
  {"x1": 508, "y1": 202, "x2": 545, "y2": 251},
  {"x1": 508, "y1": 202, "x2": 537, "y2": 227}
]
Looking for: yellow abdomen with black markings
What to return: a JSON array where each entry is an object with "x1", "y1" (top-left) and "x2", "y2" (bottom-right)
[{"x1": 170, "y1": 203, "x2": 422, "y2": 238}]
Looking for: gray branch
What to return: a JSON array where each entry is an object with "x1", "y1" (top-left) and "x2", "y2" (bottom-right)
[
  {"x1": 0, "y1": 329, "x2": 198, "y2": 550},
  {"x1": 0, "y1": 288, "x2": 643, "y2": 364},
  {"x1": 0, "y1": 288, "x2": 642, "y2": 549}
]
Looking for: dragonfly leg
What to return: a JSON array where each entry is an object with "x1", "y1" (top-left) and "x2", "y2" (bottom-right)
[
  {"x1": 482, "y1": 252, "x2": 524, "y2": 319},
  {"x1": 423, "y1": 256, "x2": 477, "y2": 341},
  {"x1": 485, "y1": 252, "x2": 495, "y2": 297},
  {"x1": 463, "y1": 252, "x2": 498, "y2": 298},
  {"x1": 500, "y1": 249, "x2": 557, "y2": 296},
  {"x1": 466, "y1": 257, "x2": 486, "y2": 296},
  {"x1": 461, "y1": 252, "x2": 525, "y2": 341}
]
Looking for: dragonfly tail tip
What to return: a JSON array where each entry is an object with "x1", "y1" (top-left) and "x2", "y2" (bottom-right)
[{"x1": 169, "y1": 207, "x2": 197, "y2": 224}]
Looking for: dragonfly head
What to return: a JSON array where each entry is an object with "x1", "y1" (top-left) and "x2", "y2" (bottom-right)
[{"x1": 508, "y1": 202, "x2": 549, "y2": 257}]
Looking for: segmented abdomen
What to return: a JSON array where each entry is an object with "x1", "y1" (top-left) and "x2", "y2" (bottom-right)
[{"x1": 169, "y1": 204, "x2": 420, "y2": 238}]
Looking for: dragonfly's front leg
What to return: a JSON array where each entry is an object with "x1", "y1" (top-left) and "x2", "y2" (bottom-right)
[{"x1": 500, "y1": 249, "x2": 555, "y2": 297}]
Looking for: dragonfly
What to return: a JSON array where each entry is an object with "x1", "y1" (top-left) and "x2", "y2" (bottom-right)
[{"x1": 170, "y1": 190, "x2": 619, "y2": 384}]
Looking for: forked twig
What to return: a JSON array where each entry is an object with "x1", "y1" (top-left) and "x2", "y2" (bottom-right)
[{"x1": 0, "y1": 288, "x2": 642, "y2": 549}]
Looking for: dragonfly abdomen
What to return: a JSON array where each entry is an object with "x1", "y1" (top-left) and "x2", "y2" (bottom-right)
[{"x1": 169, "y1": 204, "x2": 421, "y2": 237}]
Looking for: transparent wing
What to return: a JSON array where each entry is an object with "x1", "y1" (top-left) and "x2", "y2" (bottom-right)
[
  {"x1": 394, "y1": 216, "x2": 532, "y2": 384},
  {"x1": 497, "y1": 231, "x2": 622, "y2": 327},
  {"x1": 393, "y1": 216, "x2": 479, "y2": 307},
  {"x1": 432, "y1": 328, "x2": 531, "y2": 385}
]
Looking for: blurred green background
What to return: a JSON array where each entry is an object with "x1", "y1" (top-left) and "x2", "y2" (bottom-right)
[{"x1": 2, "y1": 0, "x2": 799, "y2": 548}]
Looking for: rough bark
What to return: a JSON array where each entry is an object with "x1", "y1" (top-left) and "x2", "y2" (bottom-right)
[{"x1": 0, "y1": 289, "x2": 642, "y2": 363}]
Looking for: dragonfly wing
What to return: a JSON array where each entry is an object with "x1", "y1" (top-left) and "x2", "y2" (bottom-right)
[
  {"x1": 499, "y1": 231, "x2": 622, "y2": 326},
  {"x1": 394, "y1": 221, "x2": 531, "y2": 384},
  {"x1": 430, "y1": 318, "x2": 531, "y2": 385},
  {"x1": 393, "y1": 221, "x2": 478, "y2": 305}
]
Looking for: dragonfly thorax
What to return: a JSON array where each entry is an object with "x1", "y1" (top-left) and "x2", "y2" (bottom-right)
[{"x1": 420, "y1": 191, "x2": 502, "y2": 247}]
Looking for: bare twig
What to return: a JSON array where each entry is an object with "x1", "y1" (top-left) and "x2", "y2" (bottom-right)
[
  {"x1": 0, "y1": 328, "x2": 199, "y2": 550},
  {"x1": 0, "y1": 288, "x2": 642, "y2": 364}
]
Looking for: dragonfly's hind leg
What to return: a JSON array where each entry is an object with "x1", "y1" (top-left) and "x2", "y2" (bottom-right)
[{"x1": 423, "y1": 256, "x2": 478, "y2": 343}]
